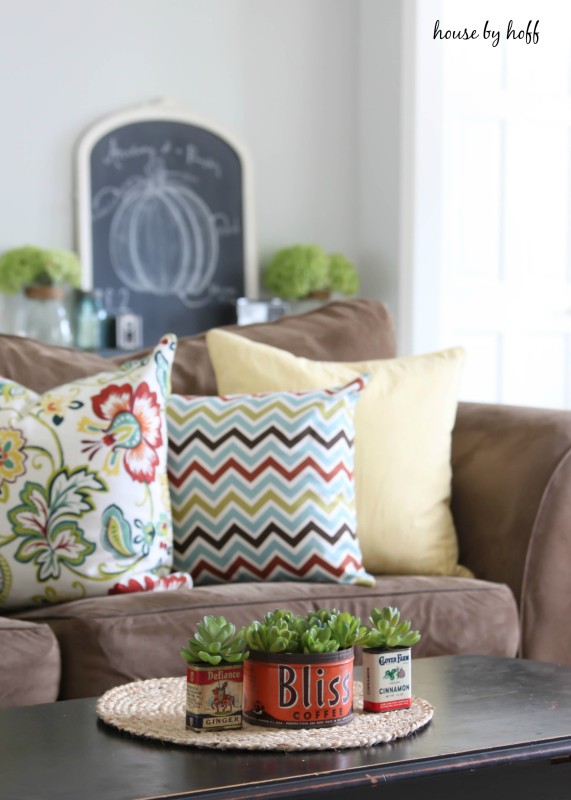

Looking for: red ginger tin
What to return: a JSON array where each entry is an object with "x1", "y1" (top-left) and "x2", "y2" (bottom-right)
[
  {"x1": 186, "y1": 663, "x2": 243, "y2": 731},
  {"x1": 243, "y1": 649, "x2": 354, "y2": 728}
]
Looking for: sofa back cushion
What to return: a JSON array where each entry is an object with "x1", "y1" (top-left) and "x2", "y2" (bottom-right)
[
  {"x1": 0, "y1": 334, "x2": 111, "y2": 396},
  {"x1": 0, "y1": 299, "x2": 396, "y2": 397},
  {"x1": 113, "y1": 299, "x2": 397, "y2": 396}
]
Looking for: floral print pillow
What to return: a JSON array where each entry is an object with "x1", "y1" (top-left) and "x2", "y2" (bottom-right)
[{"x1": 0, "y1": 335, "x2": 191, "y2": 610}]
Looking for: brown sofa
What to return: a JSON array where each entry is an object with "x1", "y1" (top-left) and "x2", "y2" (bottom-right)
[{"x1": 0, "y1": 299, "x2": 567, "y2": 708}]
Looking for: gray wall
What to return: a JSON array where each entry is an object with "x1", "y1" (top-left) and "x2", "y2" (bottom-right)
[{"x1": 0, "y1": 0, "x2": 404, "y2": 327}]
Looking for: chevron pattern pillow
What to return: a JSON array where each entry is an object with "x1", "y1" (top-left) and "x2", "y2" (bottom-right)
[{"x1": 167, "y1": 378, "x2": 374, "y2": 586}]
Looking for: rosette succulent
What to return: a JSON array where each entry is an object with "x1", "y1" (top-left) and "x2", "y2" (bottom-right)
[
  {"x1": 180, "y1": 615, "x2": 249, "y2": 666},
  {"x1": 245, "y1": 608, "x2": 370, "y2": 655},
  {"x1": 190, "y1": 607, "x2": 422, "y2": 663},
  {"x1": 322, "y1": 610, "x2": 371, "y2": 650},
  {"x1": 245, "y1": 609, "x2": 302, "y2": 653},
  {"x1": 365, "y1": 606, "x2": 421, "y2": 649}
]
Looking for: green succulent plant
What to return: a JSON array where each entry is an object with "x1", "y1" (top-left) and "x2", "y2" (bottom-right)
[
  {"x1": 299, "y1": 623, "x2": 338, "y2": 654},
  {"x1": 245, "y1": 608, "x2": 370, "y2": 655},
  {"x1": 245, "y1": 609, "x2": 302, "y2": 654},
  {"x1": 0, "y1": 246, "x2": 82, "y2": 295},
  {"x1": 365, "y1": 606, "x2": 421, "y2": 649},
  {"x1": 306, "y1": 608, "x2": 335, "y2": 626},
  {"x1": 325, "y1": 611, "x2": 371, "y2": 650},
  {"x1": 180, "y1": 615, "x2": 249, "y2": 666}
]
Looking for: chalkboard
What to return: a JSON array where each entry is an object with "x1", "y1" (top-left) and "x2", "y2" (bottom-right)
[{"x1": 75, "y1": 102, "x2": 256, "y2": 347}]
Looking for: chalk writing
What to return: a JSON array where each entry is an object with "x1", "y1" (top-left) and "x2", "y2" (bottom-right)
[{"x1": 101, "y1": 137, "x2": 223, "y2": 178}]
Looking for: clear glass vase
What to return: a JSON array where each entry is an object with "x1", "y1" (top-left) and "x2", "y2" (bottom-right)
[
  {"x1": 0, "y1": 293, "x2": 18, "y2": 335},
  {"x1": 16, "y1": 284, "x2": 73, "y2": 346}
]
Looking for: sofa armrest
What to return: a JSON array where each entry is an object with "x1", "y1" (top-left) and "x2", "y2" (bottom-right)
[{"x1": 451, "y1": 401, "x2": 571, "y2": 664}]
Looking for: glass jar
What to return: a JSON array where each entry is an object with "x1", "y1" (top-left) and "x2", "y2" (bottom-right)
[
  {"x1": 16, "y1": 284, "x2": 73, "y2": 346},
  {"x1": 74, "y1": 290, "x2": 107, "y2": 350}
]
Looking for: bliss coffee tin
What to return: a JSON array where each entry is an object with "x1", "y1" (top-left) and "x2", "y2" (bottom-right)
[{"x1": 243, "y1": 649, "x2": 354, "y2": 728}]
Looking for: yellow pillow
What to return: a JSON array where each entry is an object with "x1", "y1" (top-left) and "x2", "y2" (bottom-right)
[{"x1": 206, "y1": 329, "x2": 470, "y2": 577}]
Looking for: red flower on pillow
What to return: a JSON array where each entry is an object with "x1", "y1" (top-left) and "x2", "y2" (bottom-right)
[
  {"x1": 108, "y1": 571, "x2": 192, "y2": 595},
  {"x1": 89, "y1": 382, "x2": 163, "y2": 483}
]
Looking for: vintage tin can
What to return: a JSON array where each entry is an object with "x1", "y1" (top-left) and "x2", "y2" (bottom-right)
[
  {"x1": 243, "y1": 649, "x2": 354, "y2": 728},
  {"x1": 363, "y1": 646, "x2": 412, "y2": 712},
  {"x1": 185, "y1": 663, "x2": 243, "y2": 731}
]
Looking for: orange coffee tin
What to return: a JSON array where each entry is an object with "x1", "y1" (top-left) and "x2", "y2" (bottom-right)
[{"x1": 243, "y1": 649, "x2": 354, "y2": 728}]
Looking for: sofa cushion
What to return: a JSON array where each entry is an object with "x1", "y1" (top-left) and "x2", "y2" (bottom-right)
[
  {"x1": 0, "y1": 335, "x2": 111, "y2": 396},
  {"x1": 113, "y1": 299, "x2": 397, "y2": 397},
  {"x1": 0, "y1": 336, "x2": 190, "y2": 610},
  {"x1": 0, "y1": 616, "x2": 61, "y2": 707},
  {"x1": 0, "y1": 299, "x2": 396, "y2": 397},
  {"x1": 207, "y1": 329, "x2": 469, "y2": 578},
  {"x1": 167, "y1": 377, "x2": 373, "y2": 587},
  {"x1": 16, "y1": 576, "x2": 519, "y2": 699}
]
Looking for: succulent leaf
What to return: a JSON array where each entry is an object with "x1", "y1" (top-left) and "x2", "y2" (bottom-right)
[
  {"x1": 365, "y1": 606, "x2": 421, "y2": 649},
  {"x1": 180, "y1": 615, "x2": 249, "y2": 665},
  {"x1": 301, "y1": 624, "x2": 339, "y2": 654},
  {"x1": 242, "y1": 606, "x2": 421, "y2": 655},
  {"x1": 245, "y1": 616, "x2": 301, "y2": 653},
  {"x1": 326, "y1": 611, "x2": 370, "y2": 649}
]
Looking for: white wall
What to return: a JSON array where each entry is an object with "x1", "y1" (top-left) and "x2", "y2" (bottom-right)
[
  {"x1": 358, "y1": 0, "x2": 404, "y2": 330},
  {"x1": 400, "y1": 0, "x2": 444, "y2": 356},
  {"x1": 0, "y1": 0, "x2": 361, "y2": 274}
]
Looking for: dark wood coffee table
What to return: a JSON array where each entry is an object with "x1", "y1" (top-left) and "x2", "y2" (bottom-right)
[{"x1": 1, "y1": 655, "x2": 571, "y2": 800}]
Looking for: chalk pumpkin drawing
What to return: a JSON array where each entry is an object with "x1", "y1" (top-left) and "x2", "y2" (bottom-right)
[
  {"x1": 77, "y1": 109, "x2": 252, "y2": 346},
  {"x1": 93, "y1": 156, "x2": 223, "y2": 308}
]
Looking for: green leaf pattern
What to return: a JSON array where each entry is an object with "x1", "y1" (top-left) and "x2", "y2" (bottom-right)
[
  {"x1": 0, "y1": 553, "x2": 11, "y2": 603},
  {"x1": 102, "y1": 505, "x2": 136, "y2": 559},
  {"x1": 10, "y1": 471, "x2": 102, "y2": 581}
]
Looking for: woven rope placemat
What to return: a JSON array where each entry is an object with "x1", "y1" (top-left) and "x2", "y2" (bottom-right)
[{"x1": 97, "y1": 678, "x2": 433, "y2": 751}]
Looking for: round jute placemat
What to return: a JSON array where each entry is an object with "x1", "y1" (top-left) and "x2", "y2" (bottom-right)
[{"x1": 96, "y1": 679, "x2": 433, "y2": 751}]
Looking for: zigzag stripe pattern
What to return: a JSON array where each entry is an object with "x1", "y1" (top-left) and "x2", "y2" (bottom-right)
[{"x1": 167, "y1": 377, "x2": 374, "y2": 587}]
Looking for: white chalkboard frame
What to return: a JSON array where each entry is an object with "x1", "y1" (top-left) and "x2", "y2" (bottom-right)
[{"x1": 74, "y1": 98, "x2": 258, "y2": 299}]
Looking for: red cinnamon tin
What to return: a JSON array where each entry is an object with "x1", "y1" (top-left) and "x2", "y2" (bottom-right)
[{"x1": 243, "y1": 649, "x2": 354, "y2": 728}]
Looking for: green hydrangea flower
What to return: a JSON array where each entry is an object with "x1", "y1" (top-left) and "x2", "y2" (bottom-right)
[{"x1": 0, "y1": 246, "x2": 82, "y2": 294}]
